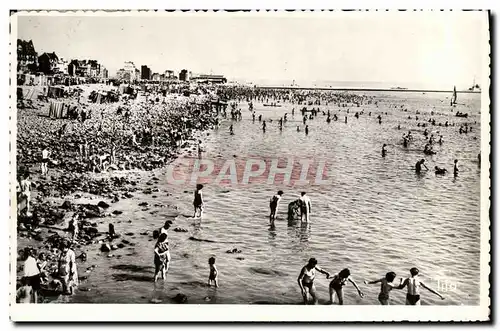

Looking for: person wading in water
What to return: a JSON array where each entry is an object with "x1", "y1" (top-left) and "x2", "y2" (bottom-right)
[{"x1": 297, "y1": 258, "x2": 330, "y2": 305}]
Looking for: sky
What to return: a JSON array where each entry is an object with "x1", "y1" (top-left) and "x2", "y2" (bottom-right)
[{"x1": 15, "y1": 11, "x2": 488, "y2": 89}]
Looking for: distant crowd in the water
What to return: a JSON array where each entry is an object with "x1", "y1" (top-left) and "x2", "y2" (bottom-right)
[{"x1": 152, "y1": 87, "x2": 480, "y2": 305}]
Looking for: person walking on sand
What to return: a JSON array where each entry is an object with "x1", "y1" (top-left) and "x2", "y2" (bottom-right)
[
  {"x1": 153, "y1": 233, "x2": 170, "y2": 282},
  {"x1": 41, "y1": 146, "x2": 50, "y2": 176},
  {"x1": 298, "y1": 258, "x2": 330, "y2": 305},
  {"x1": 57, "y1": 240, "x2": 78, "y2": 295},
  {"x1": 208, "y1": 256, "x2": 219, "y2": 288},
  {"x1": 193, "y1": 184, "x2": 204, "y2": 218},
  {"x1": 299, "y1": 192, "x2": 312, "y2": 222},
  {"x1": 23, "y1": 248, "x2": 41, "y2": 304},
  {"x1": 396, "y1": 267, "x2": 445, "y2": 305},
  {"x1": 328, "y1": 268, "x2": 364, "y2": 305},
  {"x1": 18, "y1": 172, "x2": 32, "y2": 216},
  {"x1": 197, "y1": 139, "x2": 203, "y2": 159},
  {"x1": 364, "y1": 271, "x2": 402, "y2": 305},
  {"x1": 269, "y1": 190, "x2": 284, "y2": 222},
  {"x1": 160, "y1": 220, "x2": 172, "y2": 237}
]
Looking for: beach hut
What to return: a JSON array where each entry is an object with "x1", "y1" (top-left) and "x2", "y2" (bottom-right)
[
  {"x1": 47, "y1": 86, "x2": 65, "y2": 98},
  {"x1": 49, "y1": 100, "x2": 66, "y2": 118}
]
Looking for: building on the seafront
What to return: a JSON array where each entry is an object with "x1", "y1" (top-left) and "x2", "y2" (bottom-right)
[
  {"x1": 115, "y1": 61, "x2": 138, "y2": 82},
  {"x1": 191, "y1": 74, "x2": 228, "y2": 84},
  {"x1": 179, "y1": 69, "x2": 189, "y2": 81},
  {"x1": 151, "y1": 72, "x2": 160, "y2": 81},
  {"x1": 53, "y1": 58, "x2": 69, "y2": 75},
  {"x1": 116, "y1": 68, "x2": 131, "y2": 81},
  {"x1": 68, "y1": 59, "x2": 103, "y2": 78},
  {"x1": 17, "y1": 39, "x2": 38, "y2": 73},
  {"x1": 38, "y1": 52, "x2": 59, "y2": 75},
  {"x1": 164, "y1": 70, "x2": 175, "y2": 79},
  {"x1": 141, "y1": 65, "x2": 151, "y2": 80},
  {"x1": 100, "y1": 67, "x2": 109, "y2": 79}
]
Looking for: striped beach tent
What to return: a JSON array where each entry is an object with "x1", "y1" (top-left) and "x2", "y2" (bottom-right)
[{"x1": 49, "y1": 100, "x2": 66, "y2": 119}]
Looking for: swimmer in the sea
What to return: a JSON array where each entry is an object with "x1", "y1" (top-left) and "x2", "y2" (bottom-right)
[{"x1": 434, "y1": 166, "x2": 447, "y2": 175}]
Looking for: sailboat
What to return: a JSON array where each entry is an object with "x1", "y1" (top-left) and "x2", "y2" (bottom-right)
[
  {"x1": 468, "y1": 77, "x2": 481, "y2": 92},
  {"x1": 450, "y1": 86, "x2": 457, "y2": 106}
]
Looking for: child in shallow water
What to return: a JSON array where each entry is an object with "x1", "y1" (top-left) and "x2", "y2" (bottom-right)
[
  {"x1": 364, "y1": 271, "x2": 402, "y2": 305},
  {"x1": 208, "y1": 256, "x2": 219, "y2": 288}
]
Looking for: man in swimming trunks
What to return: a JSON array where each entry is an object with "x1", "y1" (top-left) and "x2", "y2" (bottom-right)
[
  {"x1": 297, "y1": 258, "x2": 330, "y2": 305},
  {"x1": 41, "y1": 146, "x2": 50, "y2": 176},
  {"x1": 396, "y1": 267, "x2": 444, "y2": 305},
  {"x1": 269, "y1": 190, "x2": 284, "y2": 222},
  {"x1": 299, "y1": 192, "x2": 312, "y2": 222}
]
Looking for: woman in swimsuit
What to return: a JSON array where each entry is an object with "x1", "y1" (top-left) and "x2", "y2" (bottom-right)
[
  {"x1": 396, "y1": 267, "x2": 444, "y2": 305},
  {"x1": 328, "y1": 268, "x2": 364, "y2": 305},
  {"x1": 364, "y1": 271, "x2": 402, "y2": 305},
  {"x1": 193, "y1": 184, "x2": 204, "y2": 218},
  {"x1": 297, "y1": 258, "x2": 330, "y2": 305}
]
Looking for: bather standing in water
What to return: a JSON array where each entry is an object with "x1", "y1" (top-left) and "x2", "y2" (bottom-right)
[
  {"x1": 193, "y1": 184, "x2": 204, "y2": 218},
  {"x1": 364, "y1": 271, "x2": 401, "y2": 305},
  {"x1": 305, "y1": 125, "x2": 309, "y2": 136},
  {"x1": 262, "y1": 120, "x2": 266, "y2": 133},
  {"x1": 396, "y1": 267, "x2": 444, "y2": 305},
  {"x1": 453, "y1": 159, "x2": 459, "y2": 176},
  {"x1": 299, "y1": 192, "x2": 312, "y2": 222},
  {"x1": 297, "y1": 258, "x2": 330, "y2": 305},
  {"x1": 269, "y1": 190, "x2": 284, "y2": 222},
  {"x1": 382, "y1": 144, "x2": 387, "y2": 157},
  {"x1": 415, "y1": 159, "x2": 428, "y2": 173},
  {"x1": 328, "y1": 268, "x2": 364, "y2": 305}
]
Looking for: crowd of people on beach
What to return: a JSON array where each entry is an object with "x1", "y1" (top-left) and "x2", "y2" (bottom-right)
[{"x1": 17, "y1": 84, "x2": 479, "y2": 305}]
